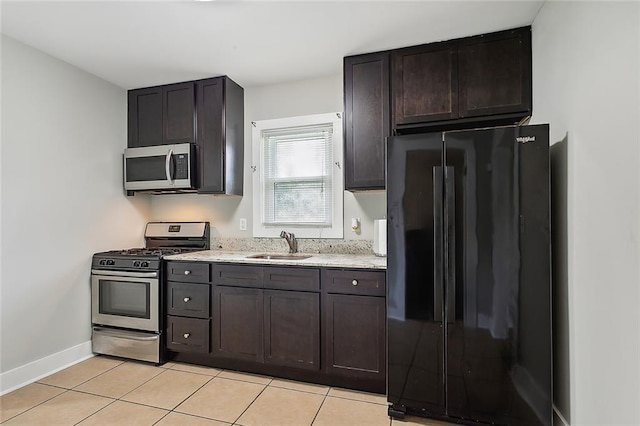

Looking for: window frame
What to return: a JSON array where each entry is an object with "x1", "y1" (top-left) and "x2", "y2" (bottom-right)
[{"x1": 251, "y1": 112, "x2": 344, "y2": 239}]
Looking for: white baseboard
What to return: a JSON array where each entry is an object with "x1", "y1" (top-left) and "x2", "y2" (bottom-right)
[{"x1": 0, "y1": 341, "x2": 93, "y2": 395}]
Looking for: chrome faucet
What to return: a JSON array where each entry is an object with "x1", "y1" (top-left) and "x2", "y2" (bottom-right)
[{"x1": 280, "y1": 230, "x2": 297, "y2": 253}]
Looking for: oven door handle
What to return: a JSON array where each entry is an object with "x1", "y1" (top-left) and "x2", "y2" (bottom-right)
[
  {"x1": 93, "y1": 327, "x2": 159, "y2": 341},
  {"x1": 91, "y1": 269, "x2": 158, "y2": 278}
]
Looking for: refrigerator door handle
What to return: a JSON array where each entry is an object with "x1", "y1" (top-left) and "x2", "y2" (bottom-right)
[
  {"x1": 433, "y1": 166, "x2": 444, "y2": 322},
  {"x1": 445, "y1": 166, "x2": 456, "y2": 324}
]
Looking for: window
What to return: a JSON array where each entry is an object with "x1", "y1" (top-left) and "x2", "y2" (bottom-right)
[{"x1": 252, "y1": 112, "x2": 344, "y2": 238}]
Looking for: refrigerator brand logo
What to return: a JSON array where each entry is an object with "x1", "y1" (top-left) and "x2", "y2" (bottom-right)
[{"x1": 516, "y1": 136, "x2": 536, "y2": 144}]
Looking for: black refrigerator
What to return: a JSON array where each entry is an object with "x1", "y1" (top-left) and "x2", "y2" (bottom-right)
[{"x1": 387, "y1": 124, "x2": 552, "y2": 426}]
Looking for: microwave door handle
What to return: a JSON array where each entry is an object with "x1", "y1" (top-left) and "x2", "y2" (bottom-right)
[{"x1": 165, "y1": 149, "x2": 174, "y2": 182}]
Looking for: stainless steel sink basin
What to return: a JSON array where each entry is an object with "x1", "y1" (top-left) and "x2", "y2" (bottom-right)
[{"x1": 247, "y1": 253, "x2": 312, "y2": 260}]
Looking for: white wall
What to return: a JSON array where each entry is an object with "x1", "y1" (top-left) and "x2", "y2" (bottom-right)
[
  {"x1": 0, "y1": 36, "x2": 151, "y2": 391},
  {"x1": 150, "y1": 74, "x2": 386, "y2": 240},
  {"x1": 531, "y1": 3, "x2": 640, "y2": 425}
]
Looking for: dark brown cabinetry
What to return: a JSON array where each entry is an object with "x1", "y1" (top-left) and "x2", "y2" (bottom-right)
[
  {"x1": 323, "y1": 269, "x2": 386, "y2": 382},
  {"x1": 128, "y1": 82, "x2": 195, "y2": 147},
  {"x1": 391, "y1": 27, "x2": 531, "y2": 131},
  {"x1": 264, "y1": 290, "x2": 320, "y2": 370},
  {"x1": 165, "y1": 261, "x2": 385, "y2": 393},
  {"x1": 344, "y1": 52, "x2": 390, "y2": 191},
  {"x1": 127, "y1": 76, "x2": 243, "y2": 195},
  {"x1": 457, "y1": 28, "x2": 531, "y2": 119},
  {"x1": 392, "y1": 42, "x2": 458, "y2": 126},
  {"x1": 165, "y1": 262, "x2": 211, "y2": 354},
  {"x1": 196, "y1": 77, "x2": 244, "y2": 195},
  {"x1": 344, "y1": 26, "x2": 531, "y2": 191},
  {"x1": 210, "y1": 264, "x2": 320, "y2": 368},
  {"x1": 212, "y1": 285, "x2": 264, "y2": 362}
]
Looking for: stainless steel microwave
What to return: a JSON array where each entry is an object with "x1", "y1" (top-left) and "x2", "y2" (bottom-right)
[{"x1": 124, "y1": 143, "x2": 197, "y2": 191}]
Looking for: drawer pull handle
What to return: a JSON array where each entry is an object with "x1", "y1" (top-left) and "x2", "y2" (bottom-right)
[
  {"x1": 183, "y1": 297, "x2": 191, "y2": 302},
  {"x1": 184, "y1": 270, "x2": 191, "y2": 275},
  {"x1": 183, "y1": 333, "x2": 190, "y2": 339},
  {"x1": 352, "y1": 279, "x2": 358, "y2": 286}
]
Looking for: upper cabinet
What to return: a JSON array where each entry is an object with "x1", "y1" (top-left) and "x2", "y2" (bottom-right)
[
  {"x1": 196, "y1": 77, "x2": 244, "y2": 195},
  {"x1": 127, "y1": 76, "x2": 244, "y2": 195},
  {"x1": 344, "y1": 26, "x2": 532, "y2": 191},
  {"x1": 392, "y1": 41, "x2": 458, "y2": 126},
  {"x1": 457, "y1": 27, "x2": 531, "y2": 119},
  {"x1": 343, "y1": 52, "x2": 390, "y2": 191},
  {"x1": 391, "y1": 26, "x2": 531, "y2": 132},
  {"x1": 128, "y1": 82, "x2": 195, "y2": 147}
]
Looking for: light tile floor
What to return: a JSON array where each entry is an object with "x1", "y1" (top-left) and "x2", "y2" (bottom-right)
[{"x1": 0, "y1": 356, "x2": 455, "y2": 425}]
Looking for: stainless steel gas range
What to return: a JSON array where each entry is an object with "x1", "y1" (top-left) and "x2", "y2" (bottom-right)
[{"x1": 91, "y1": 222, "x2": 209, "y2": 363}]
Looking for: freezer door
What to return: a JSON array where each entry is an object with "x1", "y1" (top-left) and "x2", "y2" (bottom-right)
[
  {"x1": 444, "y1": 125, "x2": 551, "y2": 425},
  {"x1": 387, "y1": 132, "x2": 446, "y2": 416}
]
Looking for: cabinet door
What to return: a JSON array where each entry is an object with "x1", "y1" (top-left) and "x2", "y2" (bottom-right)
[
  {"x1": 163, "y1": 82, "x2": 195, "y2": 145},
  {"x1": 392, "y1": 42, "x2": 458, "y2": 126},
  {"x1": 212, "y1": 286, "x2": 264, "y2": 362},
  {"x1": 325, "y1": 294, "x2": 386, "y2": 381},
  {"x1": 344, "y1": 52, "x2": 389, "y2": 190},
  {"x1": 458, "y1": 27, "x2": 531, "y2": 118},
  {"x1": 128, "y1": 87, "x2": 163, "y2": 147},
  {"x1": 196, "y1": 78, "x2": 225, "y2": 193},
  {"x1": 264, "y1": 290, "x2": 320, "y2": 370}
]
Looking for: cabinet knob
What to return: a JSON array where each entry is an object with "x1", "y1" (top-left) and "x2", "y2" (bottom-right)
[
  {"x1": 184, "y1": 270, "x2": 191, "y2": 275},
  {"x1": 183, "y1": 333, "x2": 190, "y2": 339},
  {"x1": 183, "y1": 297, "x2": 191, "y2": 302},
  {"x1": 352, "y1": 279, "x2": 358, "y2": 286}
]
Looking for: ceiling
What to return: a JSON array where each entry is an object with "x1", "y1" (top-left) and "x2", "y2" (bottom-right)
[{"x1": 1, "y1": 1, "x2": 545, "y2": 89}]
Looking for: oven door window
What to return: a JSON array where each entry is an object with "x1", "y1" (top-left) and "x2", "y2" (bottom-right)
[{"x1": 99, "y1": 279, "x2": 150, "y2": 319}]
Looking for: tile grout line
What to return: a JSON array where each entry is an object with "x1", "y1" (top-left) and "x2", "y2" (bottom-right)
[
  {"x1": 309, "y1": 388, "x2": 330, "y2": 426},
  {"x1": 3, "y1": 357, "x2": 125, "y2": 425},
  {"x1": 0, "y1": 385, "x2": 69, "y2": 424},
  {"x1": 5, "y1": 360, "x2": 394, "y2": 426},
  {"x1": 229, "y1": 376, "x2": 273, "y2": 425}
]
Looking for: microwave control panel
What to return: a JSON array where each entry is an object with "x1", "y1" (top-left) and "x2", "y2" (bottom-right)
[{"x1": 175, "y1": 154, "x2": 189, "y2": 179}]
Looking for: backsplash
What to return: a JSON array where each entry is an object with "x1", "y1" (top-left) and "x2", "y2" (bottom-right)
[{"x1": 211, "y1": 237, "x2": 374, "y2": 255}]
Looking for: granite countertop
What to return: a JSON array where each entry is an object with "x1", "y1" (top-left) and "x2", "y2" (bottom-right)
[{"x1": 164, "y1": 250, "x2": 387, "y2": 270}]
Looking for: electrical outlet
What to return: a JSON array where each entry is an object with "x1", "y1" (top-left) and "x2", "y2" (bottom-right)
[{"x1": 239, "y1": 218, "x2": 247, "y2": 231}]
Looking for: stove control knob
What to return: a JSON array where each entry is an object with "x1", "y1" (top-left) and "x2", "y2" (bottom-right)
[
  {"x1": 106, "y1": 260, "x2": 115, "y2": 266},
  {"x1": 99, "y1": 260, "x2": 106, "y2": 266},
  {"x1": 183, "y1": 297, "x2": 191, "y2": 303},
  {"x1": 133, "y1": 261, "x2": 140, "y2": 267},
  {"x1": 184, "y1": 270, "x2": 191, "y2": 275},
  {"x1": 140, "y1": 261, "x2": 149, "y2": 268},
  {"x1": 183, "y1": 333, "x2": 190, "y2": 339}
]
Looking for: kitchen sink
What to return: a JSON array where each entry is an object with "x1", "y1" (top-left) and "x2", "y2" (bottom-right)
[{"x1": 247, "y1": 253, "x2": 312, "y2": 260}]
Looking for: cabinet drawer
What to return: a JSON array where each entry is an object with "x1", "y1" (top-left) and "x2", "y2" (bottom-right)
[
  {"x1": 263, "y1": 267, "x2": 320, "y2": 292},
  {"x1": 212, "y1": 264, "x2": 263, "y2": 288},
  {"x1": 167, "y1": 281, "x2": 210, "y2": 318},
  {"x1": 166, "y1": 262, "x2": 210, "y2": 283},
  {"x1": 167, "y1": 316, "x2": 210, "y2": 354},
  {"x1": 323, "y1": 269, "x2": 386, "y2": 296}
]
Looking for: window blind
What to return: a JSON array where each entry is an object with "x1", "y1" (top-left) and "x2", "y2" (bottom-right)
[{"x1": 261, "y1": 123, "x2": 333, "y2": 226}]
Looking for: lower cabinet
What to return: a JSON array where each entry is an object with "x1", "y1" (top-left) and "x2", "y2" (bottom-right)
[
  {"x1": 212, "y1": 286, "x2": 264, "y2": 362},
  {"x1": 323, "y1": 268, "x2": 386, "y2": 383},
  {"x1": 324, "y1": 294, "x2": 386, "y2": 379},
  {"x1": 167, "y1": 316, "x2": 210, "y2": 354},
  {"x1": 165, "y1": 261, "x2": 385, "y2": 393},
  {"x1": 264, "y1": 290, "x2": 320, "y2": 370}
]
